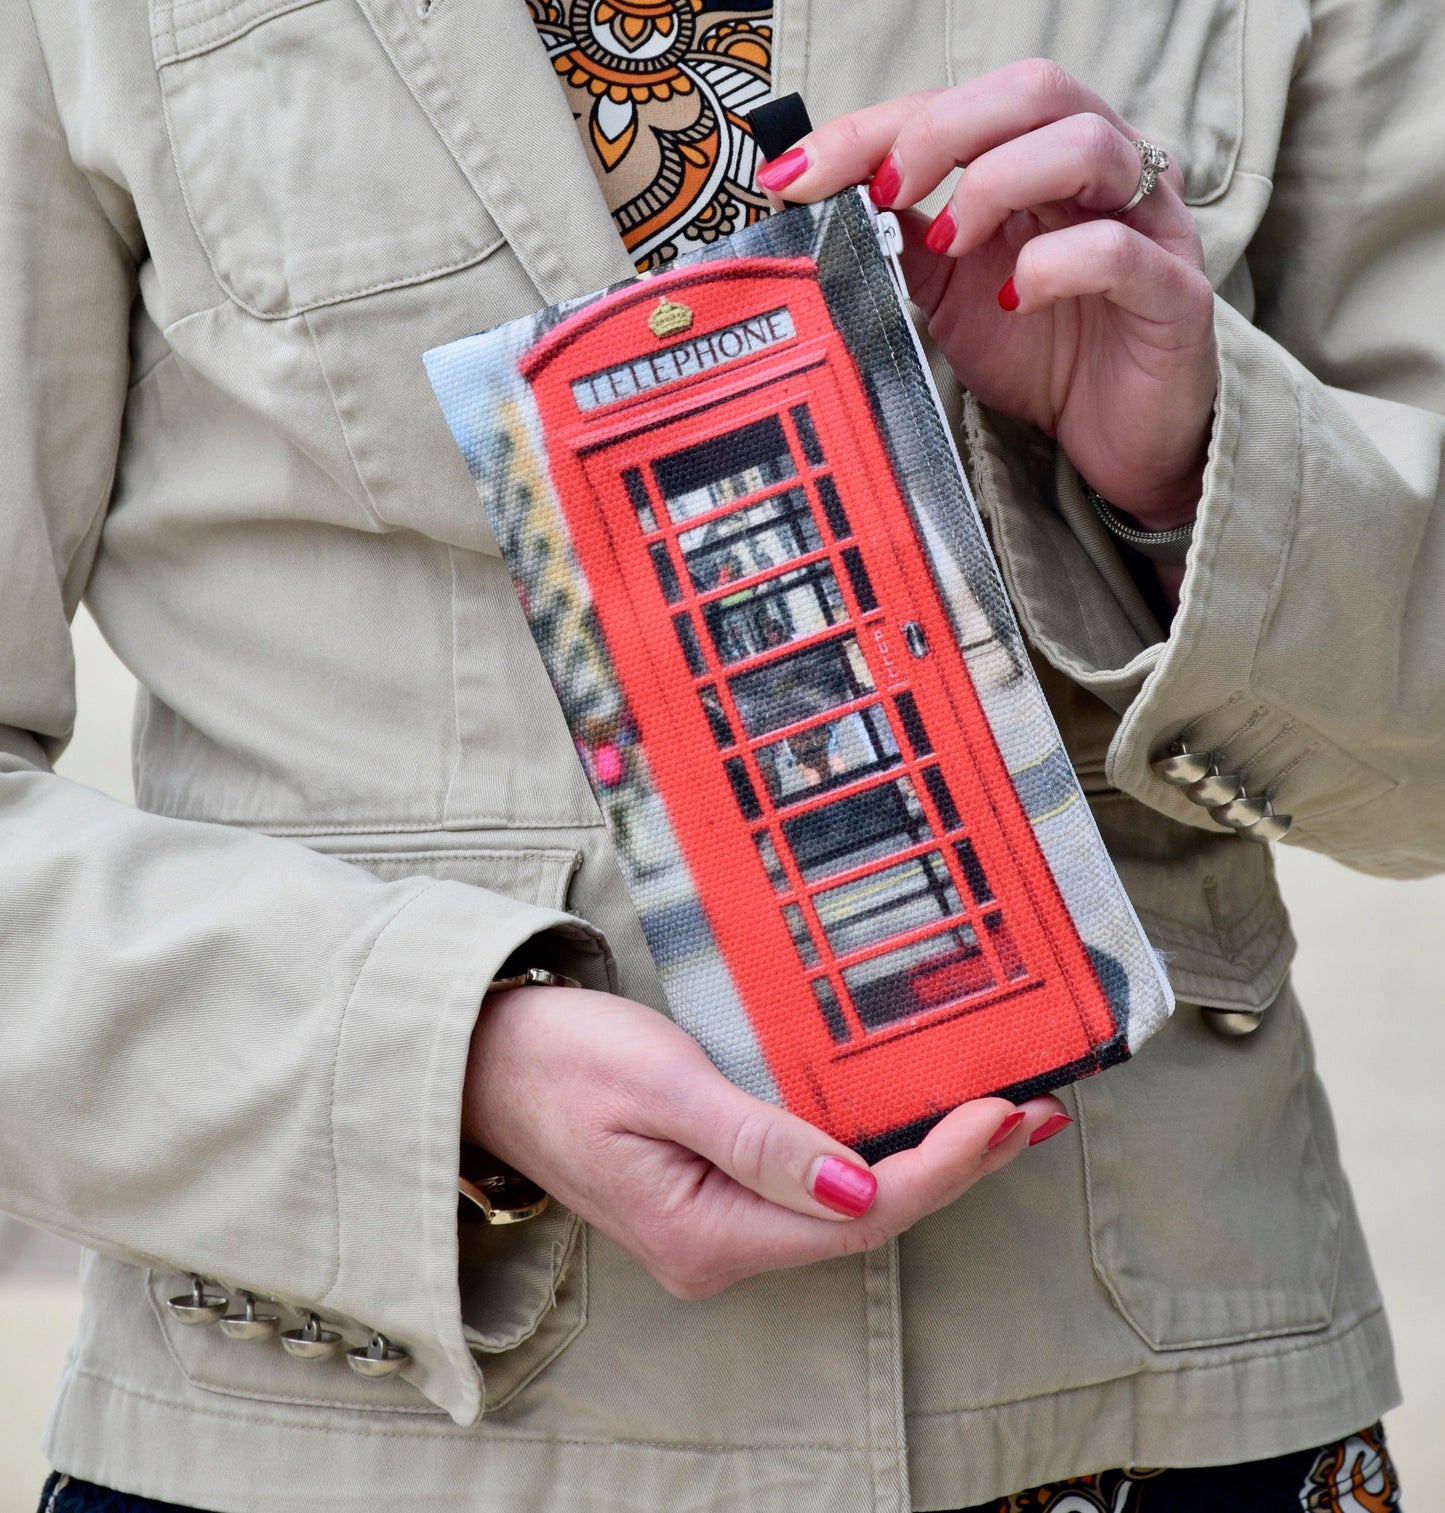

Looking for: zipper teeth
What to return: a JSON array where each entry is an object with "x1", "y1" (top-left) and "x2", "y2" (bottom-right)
[{"x1": 44, "y1": 1475, "x2": 70, "y2": 1513}]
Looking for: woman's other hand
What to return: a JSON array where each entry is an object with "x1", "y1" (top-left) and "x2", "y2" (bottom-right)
[
  {"x1": 463, "y1": 985, "x2": 1067, "y2": 1299},
  {"x1": 757, "y1": 60, "x2": 1216, "y2": 536}
]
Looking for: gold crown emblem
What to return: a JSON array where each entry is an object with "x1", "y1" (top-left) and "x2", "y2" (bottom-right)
[{"x1": 647, "y1": 297, "x2": 694, "y2": 339}]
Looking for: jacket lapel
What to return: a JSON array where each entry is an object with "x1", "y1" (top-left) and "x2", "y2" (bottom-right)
[{"x1": 355, "y1": 0, "x2": 637, "y2": 305}]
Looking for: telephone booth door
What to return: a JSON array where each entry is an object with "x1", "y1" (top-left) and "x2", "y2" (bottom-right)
[{"x1": 524, "y1": 261, "x2": 1116, "y2": 1145}]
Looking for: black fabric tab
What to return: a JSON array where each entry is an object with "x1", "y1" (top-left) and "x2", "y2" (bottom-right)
[{"x1": 746, "y1": 94, "x2": 814, "y2": 162}]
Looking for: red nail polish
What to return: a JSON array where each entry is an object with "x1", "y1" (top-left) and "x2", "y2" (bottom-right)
[
  {"x1": 869, "y1": 152, "x2": 902, "y2": 208},
  {"x1": 758, "y1": 146, "x2": 809, "y2": 193},
  {"x1": 1028, "y1": 1113, "x2": 1074, "y2": 1147},
  {"x1": 986, "y1": 1110, "x2": 1026, "y2": 1151},
  {"x1": 924, "y1": 203, "x2": 957, "y2": 255},
  {"x1": 997, "y1": 276, "x2": 1020, "y2": 311},
  {"x1": 812, "y1": 1156, "x2": 877, "y2": 1217}
]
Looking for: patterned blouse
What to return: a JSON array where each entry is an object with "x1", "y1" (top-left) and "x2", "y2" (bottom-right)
[{"x1": 526, "y1": 0, "x2": 774, "y2": 272}]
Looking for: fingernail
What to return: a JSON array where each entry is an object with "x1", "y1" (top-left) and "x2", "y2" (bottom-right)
[
  {"x1": 997, "y1": 275, "x2": 1020, "y2": 312},
  {"x1": 811, "y1": 1155, "x2": 877, "y2": 1217},
  {"x1": 986, "y1": 1109, "x2": 1026, "y2": 1151},
  {"x1": 1028, "y1": 1113, "x2": 1074, "y2": 1147},
  {"x1": 758, "y1": 146, "x2": 809, "y2": 193},
  {"x1": 924, "y1": 203, "x2": 957, "y2": 255},
  {"x1": 869, "y1": 152, "x2": 902, "y2": 208}
]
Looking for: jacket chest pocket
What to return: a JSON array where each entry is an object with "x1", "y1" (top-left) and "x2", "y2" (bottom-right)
[
  {"x1": 150, "y1": 0, "x2": 503, "y2": 316},
  {"x1": 950, "y1": 0, "x2": 1244, "y2": 205}
]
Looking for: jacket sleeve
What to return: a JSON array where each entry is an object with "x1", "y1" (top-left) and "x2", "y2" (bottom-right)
[
  {"x1": 0, "y1": 1, "x2": 611, "y2": 1426},
  {"x1": 970, "y1": 0, "x2": 1445, "y2": 880}
]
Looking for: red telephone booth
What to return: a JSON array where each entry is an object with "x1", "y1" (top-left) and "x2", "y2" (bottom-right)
[{"x1": 522, "y1": 259, "x2": 1117, "y2": 1147}]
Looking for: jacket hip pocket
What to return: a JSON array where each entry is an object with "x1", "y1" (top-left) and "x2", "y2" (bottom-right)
[{"x1": 1077, "y1": 980, "x2": 1343, "y2": 1350}]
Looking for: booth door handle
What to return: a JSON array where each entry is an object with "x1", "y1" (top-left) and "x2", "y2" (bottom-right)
[{"x1": 903, "y1": 621, "x2": 929, "y2": 658}]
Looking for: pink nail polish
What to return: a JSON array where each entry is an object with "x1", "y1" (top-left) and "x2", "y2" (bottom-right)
[
  {"x1": 986, "y1": 1110, "x2": 1026, "y2": 1151},
  {"x1": 869, "y1": 152, "x2": 902, "y2": 208},
  {"x1": 997, "y1": 276, "x2": 1020, "y2": 311},
  {"x1": 758, "y1": 146, "x2": 809, "y2": 193},
  {"x1": 812, "y1": 1156, "x2": 877, "y2": 1217},
  {"x1": 1028, "y1": 1113, "x2": 1074, "y2": 1147},
  {"x1": 924, "y1": 203, "x2": 957, "y2": 255}
]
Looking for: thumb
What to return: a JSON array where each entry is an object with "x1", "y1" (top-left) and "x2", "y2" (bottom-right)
[{"x1": 652, "y1": 1066, "x2": 879, "y2": 1222}]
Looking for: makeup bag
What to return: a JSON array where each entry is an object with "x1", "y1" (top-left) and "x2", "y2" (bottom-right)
[{"x1": 425, "y1": 186, "x2": 1171, "y2": 1158}]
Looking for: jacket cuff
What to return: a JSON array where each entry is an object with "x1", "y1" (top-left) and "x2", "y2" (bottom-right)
[
  {"x1": 322, "y1": 877, "x2": 613, "y2": 1424},
  {"x1": 973, "y1": 296, "x2": 1392, "y2": 844}
]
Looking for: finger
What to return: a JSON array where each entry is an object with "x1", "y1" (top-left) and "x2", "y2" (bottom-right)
[
  {"x1": 633, "y1": 1094, "x2": 1069, "y2": 1296},
  {"x1": 638, "y1": 1053, "x2": 882, "y2": 1222},
  {"x1": 1006, "y1": 217, "x2": 1214, "y2": 332},
  {"x1": 923, "y1": 114, "x2": 1188, "y2": 259},
  {"x1": 760, "y1": 59, "x2": 1137, "y2": 209}
]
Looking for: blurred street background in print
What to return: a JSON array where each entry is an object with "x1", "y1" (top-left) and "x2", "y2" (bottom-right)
[{"x1": 2, "y1": 606, "x2": 1441, "y2": 1510}]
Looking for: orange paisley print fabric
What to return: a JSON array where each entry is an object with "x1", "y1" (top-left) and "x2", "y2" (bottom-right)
[
  {"x1": 944, "y1": 1422, "x2": 1401, "y2": 1512},
  {"x1": 527, "y1": 0, "x2": 772, "y2": 271}
]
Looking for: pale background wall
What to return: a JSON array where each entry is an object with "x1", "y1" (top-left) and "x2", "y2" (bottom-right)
[{"x1": 2, "y1": 608, "x2": 1442, "y2": 1508}]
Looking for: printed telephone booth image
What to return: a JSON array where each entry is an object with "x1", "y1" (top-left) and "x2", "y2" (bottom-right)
[{"x1": 521, "y1": 258, "x2": 1119, "y2": 1148}]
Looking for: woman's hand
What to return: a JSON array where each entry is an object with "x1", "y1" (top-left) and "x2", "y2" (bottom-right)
[
  {"x1": 463, "y1": 985, "x2": 1067, "y2": 1299},
  {"x1": 758, "y1": 60, "x2": 1217, "y2": 533}
]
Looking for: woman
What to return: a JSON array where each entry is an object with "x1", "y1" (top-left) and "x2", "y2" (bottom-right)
[{"x1": 4, "y1": 0, "x2": 1434, "y2": 1508}]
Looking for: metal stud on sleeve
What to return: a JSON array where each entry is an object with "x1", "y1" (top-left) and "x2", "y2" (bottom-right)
[
  {"x1": 1151, "y1": 746, "x2": 1214, "y2": 787},
  {"x1": 1242, "y1": 808, "x2": 1294, "y2": 843},
  {"x1": 218, "y1": 1291, "x2": 280, "y2": 1341},
  {"x1": 346, "y1": 1332, "x2": 411, "y2": 1378},
  {"x1": 280, "y1": 1312, "x2": 342, "y2": 1361},
  {"x1": 1209, "y1": 793, "x2": 1273, "y2": 830},
  {"x1": 1185, "y1": 768, "x2": 1244, "y2": 808},
  {"x1": 166, "y1": 1275, "x2": 228, "y2": 1326}
]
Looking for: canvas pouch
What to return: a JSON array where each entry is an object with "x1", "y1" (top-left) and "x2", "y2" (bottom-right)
[{"x1": 425, "y1": 187, "x2": 1172, "y2": 1158}]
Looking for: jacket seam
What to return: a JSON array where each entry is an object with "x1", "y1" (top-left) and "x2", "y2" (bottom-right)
[
  {"x1": 902, "y1": 1302, "x2": 1390, "y2": 1421},
  {"x1": 60, "y1": 1363, "x2": 873, "y2": 1451},
  {"x1": 301, "y1": 308, "x2": 387, "y2": 530},
  {"x1": 319, "y1": 878, "x2": 448, "y2": 1301}
]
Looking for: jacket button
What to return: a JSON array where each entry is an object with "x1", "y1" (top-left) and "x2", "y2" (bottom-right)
[
  {"x1": 218, "y1": 1291, "x2": 280, "y2": 1341},
  {"x1": 1209, "y1": 793, "x2": 1272, "y2": 829},
  {"x1": 1185, "y1": 768, "x2": 1244, "y2": 807},
  {"x1": 1201, "y1": 1006, "x2": 1266, "y2": 1036},
  {"x1": 346, "y1": 1332, "x2": 411, "y2": 1378},
  {"x1": 166, "y1": 1275, "x2": 228, "y2": 1326},
  {"x1": 1242, "y1": 809, "x2": 1293, "y2": 842},
  {"x1": 280, "y1": 1312, "x2": 342, "y2": 1360},
  {"x1": 1152, "y1": 746, "x2": 1214, "y2": 786}
]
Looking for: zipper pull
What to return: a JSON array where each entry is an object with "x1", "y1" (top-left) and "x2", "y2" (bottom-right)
[{"x1": 873, "y1": 208, "x2": 911, "y2": 303}]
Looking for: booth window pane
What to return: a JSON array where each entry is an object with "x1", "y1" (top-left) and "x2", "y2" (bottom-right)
[
  {"x1": 757, "y1": 704, "x2": 899, "y2": 806},
  {"x1": 813, "y1": 851, "x2": 963, "y2": 960},
  {"x1": 954, "y1": 837, "x2": 993, "y2": 903},
  {"x1": 673, "y1": 613, "x2": 705, "y2": 675},
  {"x1": 653, "y1": 415, "x2": 796, "y2": 523},
  {"x1": 894, "y1": 690, "x2": 932, "y2": 757},
  {"x1": 781, "y1": 774, "x2": 930, "y2": 884},
  {"x1": 789, "y1": 403, "x2": 825, "y2": 467},
  {"x1": 984, "y1": 911, "x2": 1028, "y2": 979},
  {"x1": 729, "y1": 634, "x2": 875, "y2": 738},
  {"x1": 753, "y1": 830, "x2": 788, "y2": 892},
  {"x1": 678, "y1": 487, "x2": 820, "y2": 591},
  {"x1": 920, "y1": 764, "x2": 962, "y2": 832},
  {"x1": 624, "y1": 467, "x2": 657, "y2": 533},
  {"x1": 725, "y1": 756, "x2": 762, "y2": 820},
  {"x1": 816, "y1": 475, "x2": 850, "y2": 539},
  {"x1": 698, "y1": 684, "x2": 734, "y2": 749},
  {"x1": 842, "y1": 926, "x2": 996, "y2": 1031},
  {"x1": 702, "y1": 559, "x2": 848, "y2": 667},
  {"x1": 650, "y1": 543, "x2": 682, "y2": 604},
  {"x1": 783, "y1": 903, "x2": 820, "y2": 966},
  {"x1": 812, "y1": 977, "x2": 850, "y2": 1043},
  {"x1": 841, "y1": 547, "x2": 878, "y2": 613}
]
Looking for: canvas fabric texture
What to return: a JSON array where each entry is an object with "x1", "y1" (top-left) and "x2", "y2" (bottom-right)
[{"x1": 426, "y1": 189, "x2": 1173, "y2": 1155}]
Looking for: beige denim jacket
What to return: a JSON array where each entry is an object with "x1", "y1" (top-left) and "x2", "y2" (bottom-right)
[{"x1": 2, "y1": 0, "x2": 1439, "y2": 1507}]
